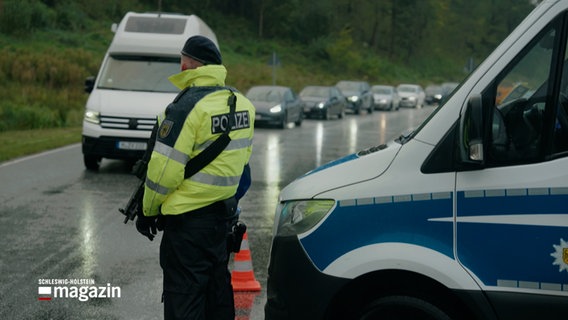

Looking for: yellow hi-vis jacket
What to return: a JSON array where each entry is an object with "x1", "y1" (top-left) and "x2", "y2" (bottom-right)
[{"x1": 142, "y1": 64, "x2": 255, "y2": 216}]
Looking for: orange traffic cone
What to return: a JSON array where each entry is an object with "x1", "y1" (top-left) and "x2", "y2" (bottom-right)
[{"x1": 231, "y1": 232, "x2": 261, "y2": 292}]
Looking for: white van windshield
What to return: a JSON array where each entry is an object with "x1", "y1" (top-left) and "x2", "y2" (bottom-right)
[{"x1": 97, "y1": 55, "x2": 180, "y2": 93}]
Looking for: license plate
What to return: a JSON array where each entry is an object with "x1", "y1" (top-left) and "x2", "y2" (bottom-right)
[{"x1": 117, "y1": 141, "x2": 147, "y2": 150}]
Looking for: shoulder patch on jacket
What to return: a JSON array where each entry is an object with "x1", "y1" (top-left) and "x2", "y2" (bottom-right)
[{"x1": 158, "y1": 120, "x2": 174, "y2": 139}]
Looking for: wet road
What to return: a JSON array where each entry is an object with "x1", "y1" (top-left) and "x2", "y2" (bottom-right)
[{"x1": 0, "y1": 107, "x2": 434, "y2": 319}]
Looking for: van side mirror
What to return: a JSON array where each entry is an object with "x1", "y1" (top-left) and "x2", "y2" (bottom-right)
[
  {"x1": 459, "y1": 94, "x2": 484, "y2": 164},
  {"x1": 85, "y1": 76, "x2": 95, "y2": 93}
]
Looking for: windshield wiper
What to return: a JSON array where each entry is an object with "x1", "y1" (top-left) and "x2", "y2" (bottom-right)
[{"x1": 395, "y1": 129, "x2": 415, "y2": 144}]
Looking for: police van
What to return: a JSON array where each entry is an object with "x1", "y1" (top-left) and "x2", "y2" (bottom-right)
[
  {"x1": 82, "y1": 12, "x2": 217, "y2": 170},
  {"x1": 265, "y1": 1, "x2": 568, "y2": 319}
]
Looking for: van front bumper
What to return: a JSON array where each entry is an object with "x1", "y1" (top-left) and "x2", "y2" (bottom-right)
[
  {"x1": 264, "y1": 235, "x2": 349, "y2": 320},
  {"x1": 82, "y1": 135, "x2": 148, "y2": 160}
]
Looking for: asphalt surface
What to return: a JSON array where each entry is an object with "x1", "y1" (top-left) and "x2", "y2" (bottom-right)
[{"x1": 0, "y1": 107, "x2": 434, "y2": 319}]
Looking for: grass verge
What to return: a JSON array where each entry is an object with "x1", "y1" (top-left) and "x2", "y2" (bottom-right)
[{"x1": 0, "y1": 127, "x2": 81, "y2": 163}]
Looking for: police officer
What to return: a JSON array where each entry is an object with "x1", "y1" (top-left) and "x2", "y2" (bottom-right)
[{"x1": 136, "y1": 35, "x2": 255, "y2": 320}]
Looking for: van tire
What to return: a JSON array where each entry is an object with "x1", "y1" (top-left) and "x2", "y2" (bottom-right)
[
  {"x1": 84, "y1": 155, "x2": 101, "y2": 171},
  {"x1": 357, "y1": 295, "x2": 452, "y2": 320}
]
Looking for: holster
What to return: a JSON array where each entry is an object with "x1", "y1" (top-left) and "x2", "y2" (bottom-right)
[
  {"x1": 224, "y1": 198, "x2": 246, "y2": 253},
  {"x1": 227, "y1": 220, "x2": 247, "y2": 253}
]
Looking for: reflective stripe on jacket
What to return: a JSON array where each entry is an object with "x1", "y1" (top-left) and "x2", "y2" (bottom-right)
[{"x1": 143, "y1": 65, "x2": 255, "y2": 216}]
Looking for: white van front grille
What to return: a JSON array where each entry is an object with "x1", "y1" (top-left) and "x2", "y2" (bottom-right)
[{"x1": 100, "y1": 115, "x2": 156, "y2": 131}]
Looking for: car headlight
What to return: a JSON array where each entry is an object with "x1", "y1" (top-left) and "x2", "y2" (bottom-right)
[
  {"x1": 349, "y1": 96, "x2": 359, "y2": 102},
  {"x1": 276, "y1": 199, "x2": 335, "y2": 236},
  {"x1": 270, "y1": 104, "x2": 282, "y2": 113},
  {"x1": 84, "y1": 110, "x2": 100, "y2": 124},
  {"x1": 318, "y1": 102, "x2": 325, "y2": 109}
]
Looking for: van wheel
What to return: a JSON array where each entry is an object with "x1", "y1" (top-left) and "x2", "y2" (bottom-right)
[
  {"x1": 357, "y1": 295, "x2": 452, "y2": 320},
  {"x1": 84, "y1": 155, "x2": 101, "y2": 171}
]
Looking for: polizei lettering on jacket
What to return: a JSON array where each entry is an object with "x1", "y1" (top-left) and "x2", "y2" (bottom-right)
[{"x1": 211, "y1": 111, "x2": 250, "y2": 134}]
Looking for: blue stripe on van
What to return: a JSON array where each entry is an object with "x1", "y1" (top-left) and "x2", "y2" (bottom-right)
[
  {"x1": 299, "y1": 192, "x2": 454, "y2": 271},
  {"x1": 300, "y1": 187, "x2": 568, "y2": 290},
  {"x1": 455, "y1": 189, "x2": 568, "y2": 288}
]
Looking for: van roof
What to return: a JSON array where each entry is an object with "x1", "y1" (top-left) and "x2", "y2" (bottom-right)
[{"x1": 108, "y1": 12, "x2": 218, "y2": 57}]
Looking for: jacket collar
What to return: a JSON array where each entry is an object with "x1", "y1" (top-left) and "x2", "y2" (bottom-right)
[{"x1": 168, "y1": 65, "x2": 227, "y2": 90}]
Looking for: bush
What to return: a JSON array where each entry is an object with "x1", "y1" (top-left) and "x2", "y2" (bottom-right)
[
  {"x1": 1, "y1": 47, "x2": 97, "y2": 87},
  {"x1": 0, "y1": 44, "x2": 95, "y2": 132},
  {"x1": 0, "y1": 102, "x2": 62, "y2": 131}
]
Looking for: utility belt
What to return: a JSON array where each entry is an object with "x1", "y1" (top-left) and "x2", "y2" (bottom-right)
[{"x1": 161, "y1": 197, "x2": 246, "y2": 253}]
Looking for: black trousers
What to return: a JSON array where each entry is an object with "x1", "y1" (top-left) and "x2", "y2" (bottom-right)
[{"x1": 160, "y1": 199, "x2": 236, "y2": 320}]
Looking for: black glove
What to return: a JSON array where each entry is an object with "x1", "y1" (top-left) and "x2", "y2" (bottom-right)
[
  {"x1": 132, "y1": 159, "x2": 147, "y2": 180},
  {"x1": 136, "y1": 212, "x2": 158, "y2": 241}
]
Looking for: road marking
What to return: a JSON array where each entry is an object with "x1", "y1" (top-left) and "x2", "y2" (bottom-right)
[{"x1": 0, "y1": 143, "x2": 80, "y2": 168}]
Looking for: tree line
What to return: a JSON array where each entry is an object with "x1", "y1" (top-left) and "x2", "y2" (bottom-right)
[
  {"x1": 178, "y1": 0, "x2": 538, "y2": 65},
  {"x1": 0, "y1": 0, "x2": 539, "y2": 69}
]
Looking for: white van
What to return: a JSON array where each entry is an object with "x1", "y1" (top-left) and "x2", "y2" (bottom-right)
[
  {"x1": 82, "y1": 12, "x2": 217, "y2": 170},
  {"x1": 265, "y1": 1, "x2": 568, "y2": 319}
]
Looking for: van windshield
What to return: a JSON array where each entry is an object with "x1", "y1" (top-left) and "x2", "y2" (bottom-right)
[{"x1": 97, "y1": 55, "x2": 180, "y2": 93}]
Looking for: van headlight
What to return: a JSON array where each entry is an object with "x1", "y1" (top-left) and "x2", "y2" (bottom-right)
[
  {"x1": 84, "y1": 110, "x2": 100, "y2": 124},
  {"x1": 276, "y1": 199, "x2": 335, "y2": 236}
]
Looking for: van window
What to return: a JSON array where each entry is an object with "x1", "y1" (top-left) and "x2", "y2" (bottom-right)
[
  {"x1": 485, "y1": 15, "x2": 567, "y2": 166},
  {"x1": 125, "y1": 17, "x2": 187, "y2": 34},
  {"x1": 97, "y1": 55, "x2": 180, "y2": 93},
  {"x1": 554, "y1": 34, "x2": 568, "y2": 155}
]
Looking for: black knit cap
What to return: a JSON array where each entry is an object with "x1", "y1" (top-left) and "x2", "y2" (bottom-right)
[{"x1": 181, "y1": 35, "x2": 222, "y2": 65}]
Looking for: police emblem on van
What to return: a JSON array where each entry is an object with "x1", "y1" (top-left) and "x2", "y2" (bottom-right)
[
  {"x1": 159, "y1": 120, "x2": 174, "y2": 139},
  {"x1": 211, "y1": 111, "x2": 250, "y2": 134},
  {"x1": 551, "y1": 238, "x2": 568, "y2": 272}
]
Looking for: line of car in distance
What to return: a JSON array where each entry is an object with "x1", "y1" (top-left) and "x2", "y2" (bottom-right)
[
  {"x1": 373, "y1": 82, "x2": 460, "y2": 111},
  {"x1": 248, "y1": 81, "x2": 460, "y2": 128}
]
